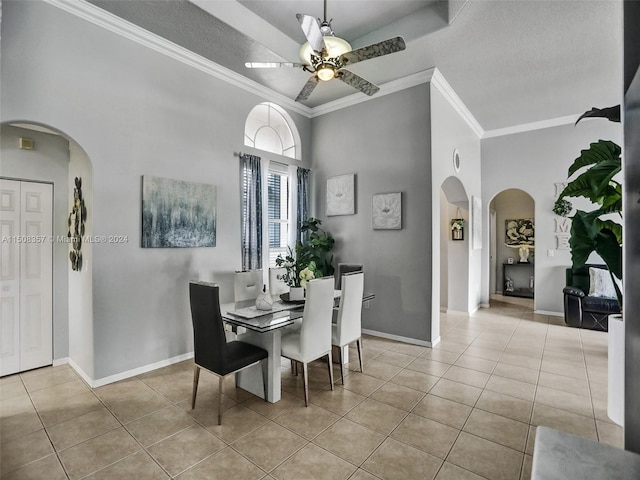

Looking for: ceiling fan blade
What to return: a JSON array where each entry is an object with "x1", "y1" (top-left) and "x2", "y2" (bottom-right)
[
  {"x1": 295, "y1": 75, "x2": 319, "y2": 102},
  {"x1": 296, "y1": 14, "x2": 326, "y2": 53},
  {"x1": 337, "y1": 70, "x2": 380, "y2": 96},
  {"x1": 245, "y1": 62, "x2": 304, "y2": 69},
  {"x1": 340, "y1": 36, "x2": 406, "y2": 66}
]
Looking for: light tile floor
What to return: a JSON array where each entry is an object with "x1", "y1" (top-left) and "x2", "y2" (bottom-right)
[{"x1": 0, "y1": 295, "x2": 623, "y2": 479}]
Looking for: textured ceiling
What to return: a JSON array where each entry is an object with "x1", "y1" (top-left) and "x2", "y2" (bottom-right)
[{"x1": 87, "y1": 0, "x2": 623, "y2": 132}]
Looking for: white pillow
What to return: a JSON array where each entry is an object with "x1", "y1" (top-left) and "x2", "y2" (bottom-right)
[{"x1": 588, "y1": 267, "x2": 618, "y2": 299}]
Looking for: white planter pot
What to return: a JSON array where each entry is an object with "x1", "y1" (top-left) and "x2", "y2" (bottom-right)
[
  {"x1": 608, "y1": 313, "x2": 624, "y2": 426},
  {"x1": 289, "y1": 286, "x2": 304, "y2": 301}
]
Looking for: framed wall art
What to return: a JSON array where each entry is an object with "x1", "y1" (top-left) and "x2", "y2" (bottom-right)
[
  {"x1": 505, "y1": 218, "x2": 534, "y2": 246},
  {"x1": 141, "y1": 175, "x2": 217, "y2": 248},
  {"x1": 372, "y1": 192, "x2": 402, "y2": 230},
  {"x1": 326, "y1": 173, "x2": 355, "y2": 216}
]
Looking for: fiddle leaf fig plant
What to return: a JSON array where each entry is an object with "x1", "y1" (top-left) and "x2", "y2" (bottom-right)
[
  {"x1": 297, "y1": 217, "x2": 335, "y2": 277},
  {"x1": 553, "y1": 105, "x2": 622, "y2": 305}
]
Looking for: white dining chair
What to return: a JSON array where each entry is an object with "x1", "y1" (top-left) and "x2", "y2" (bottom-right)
[
  {"x1": 231, "y1": 270, "x2": 263, "y2": 337},
  {"x1": 234, "y1": 270, "x2": 263, "y2": 301},
  {"x1": 268, "y1": 267, "x2": 289, "y2": 297},
  {"x1": 332, "y1": 271, "x2": 365, "y2": 384},
  {"x1": 280, "y1": 276, "x2": 335, "y2": 406}
]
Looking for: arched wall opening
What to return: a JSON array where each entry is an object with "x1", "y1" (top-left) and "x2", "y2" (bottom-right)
[
  {"x1": 489, "y1": 188, "x2": 535, "y2": 303},
  {"x1": 1, "y1": 121, "x2": 94, "y2": 378},
  {"x1": 440, "y1": 176, "x2": 470, "y2": 314}
]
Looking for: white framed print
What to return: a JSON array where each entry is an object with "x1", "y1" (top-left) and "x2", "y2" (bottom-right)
[
  {"x1": 372, "y1": 192, "x2": 402, "y2": 230},
  {"x1": 326, "y1": 173, "x2": 355, "y2": 216}
]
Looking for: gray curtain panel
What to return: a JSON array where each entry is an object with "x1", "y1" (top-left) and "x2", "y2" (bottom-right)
[
  {"x1": 241, "y1": 154, "x2": 262, "y2": 270},
  {"x1": 296, "y1": 167, "x2": 310, "y2": 243}
]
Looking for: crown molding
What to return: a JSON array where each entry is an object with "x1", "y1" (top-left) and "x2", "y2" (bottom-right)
[
  {"x1": 309, "y1": 69, "x2": 436, "y2": 118},
  {"x1": 430, "y1": 68, "x2": 484, "y2": 138},
  {"x1": 44, "y1": 0, "x2": 487, "y2": 130},
  {"x1": 42, "y1": 0, "x2": 313, "y2": 117},
  {"x1": 482, "y1": 114, "x2": 578, "y2": 138}
]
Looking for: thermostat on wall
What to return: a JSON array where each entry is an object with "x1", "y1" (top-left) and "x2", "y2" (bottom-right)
[{"x1": 453, "y1": 149, "x2": 460, "y2": 172}]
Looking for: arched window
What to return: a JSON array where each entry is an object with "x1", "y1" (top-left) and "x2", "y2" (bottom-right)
[{"x1": 244, "y1": 102, "x2": 300, "y2": 159}]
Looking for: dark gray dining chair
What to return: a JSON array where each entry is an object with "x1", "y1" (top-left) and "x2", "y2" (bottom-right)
[
  {"x1": 335, "y1": 263, "x2": 363, "y2": 290},
  {"x1": 189, "y1": 281, "x2": 268, "y2": 424}
]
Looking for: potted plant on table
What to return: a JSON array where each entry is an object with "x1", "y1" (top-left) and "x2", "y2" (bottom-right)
[
  {"x1": 275, "y1": 247, "x2": 317, "y2": 300},
  {"x1": 275, "y1": 217, "x2": 335, "y2": 300}
]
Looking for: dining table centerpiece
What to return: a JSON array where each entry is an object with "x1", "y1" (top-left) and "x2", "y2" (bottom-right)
[
  {"x1": 275, "y1": 218, "x2": 335, "y2": 300},
  {"x1": 275, "y1": 247, "x2": 318, "y2": 300}
]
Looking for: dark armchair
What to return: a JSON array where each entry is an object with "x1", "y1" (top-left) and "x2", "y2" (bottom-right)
[
  {"x1": 189, "y1": 281, "x2": 268, "y2": 424},
  {"x1": 563, "y1": 264, "x2": 620, "y2": 331}
]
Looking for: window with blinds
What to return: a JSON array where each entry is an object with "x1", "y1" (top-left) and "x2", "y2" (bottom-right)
[{"x1": 267, "y1": 164, "x2": 289, "y2": 266}]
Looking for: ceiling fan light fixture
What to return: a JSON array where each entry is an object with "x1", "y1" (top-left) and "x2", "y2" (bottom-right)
[
  {"x1": 299, "y1": 35, "x2": 352, "y2": 64},
  {"x1": 316, "y1": 65, "x2": 335, "y2": 81}
]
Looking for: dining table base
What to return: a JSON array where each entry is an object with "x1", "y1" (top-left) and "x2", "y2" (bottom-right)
[{"x1": 236, "y1": 329, "x2": 282, "y2": 403}]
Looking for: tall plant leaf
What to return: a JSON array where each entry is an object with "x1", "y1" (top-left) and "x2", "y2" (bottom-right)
[
  {"x1": 569, "y1": 210, "x2": 600, "y2": 268},
  {"x1": 574, "y1": 105, "x2": 621, "y2": 125},
  {"x1": 567, "y1": 140, "x2": 621, "y2": 177}
]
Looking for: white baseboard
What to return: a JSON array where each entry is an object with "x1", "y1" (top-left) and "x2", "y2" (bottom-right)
[
  {"x1": 440, "y1": 307, "x2": 447, "y2": 313},
  {"x1": 68, "y1": 352, "x2": 194, "y2": 388},
  {"x1": 52, "y1": 357, "x2": 69, "y2": 367},
  {"x1": 480, "y1": 303, "x2": 490, "y2": 309},
  {"x1": 534, "y1": 309, "x2": 564, "y2": 317},
  {"x1": 68, "y1": 358, "x2": 94, "y2": 387},
  {"x1": 446, "y1": 309, "x2": 469, "y2": 316},
  {"x1": 362, "y1": 329, "x2": 436, "y2": 347}
]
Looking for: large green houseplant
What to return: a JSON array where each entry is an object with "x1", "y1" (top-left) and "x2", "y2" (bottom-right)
[
  {"x1": 553, "y1": 105, "x2": 622, "y2": 305},
  {"x1": 275, "y1": 217, "x2": 335, "y2": 286}
]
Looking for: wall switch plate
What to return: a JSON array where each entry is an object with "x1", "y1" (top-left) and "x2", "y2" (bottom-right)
[
  {"x1": 19, "y1": 137, "x2": 34, "y2": 150},
  {"x1": 364, "y1": 301, "x2": 370, "y2": 309},
  {"x1": 547, "y1": 249, "x2": 555, "y2": 257}
]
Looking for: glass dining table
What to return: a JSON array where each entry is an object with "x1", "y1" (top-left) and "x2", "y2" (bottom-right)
[{"x1": 220, "y1": 291, "x2": 374, "y2": 403}]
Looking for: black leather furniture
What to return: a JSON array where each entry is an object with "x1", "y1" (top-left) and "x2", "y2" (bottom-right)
[
  {"x1": 189, "y1": 281, "x2": 268, "y2": 424},
  {"x1": 563, "y1": 264, "x2": 620, "y2": 331}
]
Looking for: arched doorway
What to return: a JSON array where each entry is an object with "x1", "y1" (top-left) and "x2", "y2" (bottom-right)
[
  {"x1": 1, "y1": 121, "x2": 94, "y2": 377},
  {"x1": 440, "y1": 176, "x2": 470, "y2": 314},
  {"x1": 489, "y1": 189, "x2": 535, "y2": 303}
]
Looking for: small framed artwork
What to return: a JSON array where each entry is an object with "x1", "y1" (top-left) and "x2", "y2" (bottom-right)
[
  {"x1": 505, "y1": 218, "x2": 534, "y2": 246},
  {"x1": 450, "y1": 218, "x2": 464, "y2": 240},
  {"x1": 372, "y1": 192, "x2": 402, "y2": 230},
  {"x1": 326, "y1": 173, "x2": 355, "y2": 216}
]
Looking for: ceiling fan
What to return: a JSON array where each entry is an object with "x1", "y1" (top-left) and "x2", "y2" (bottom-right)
[{"x1": 245, "y1": 0, "x2": 406, "y2": 102}]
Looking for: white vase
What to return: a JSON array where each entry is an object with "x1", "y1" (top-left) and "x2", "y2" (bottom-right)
[
  {"x1": 608, "y1": 313, "x2": 624, "y2": 426},
  {"x1": 255, "y1": 286, "x2": 273, "y2": 311},
  {"x1": 289, "y1": 286, "x2": 304, "y2": 301}
]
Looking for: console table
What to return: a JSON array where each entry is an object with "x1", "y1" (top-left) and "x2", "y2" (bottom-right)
[{"x1": 503, "y1": 262, "x2": 534, "y2": 298}]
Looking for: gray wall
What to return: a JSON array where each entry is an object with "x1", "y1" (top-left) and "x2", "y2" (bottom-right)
[
  {"x1": 310, "y1": 84, "x2": 433, "y2": 343},
  {"x1": 624, "y1": 0, "x2": 640, "y2": 454},
  {"x1": 0, "y1": 125, "x2": 70, "y2": 361},
  {"x1": 1, "y1": 0, "x2": 311, "y2": 380},
  {"x1": 481, "y1": 121, "x2": 622, "y2": 314}
]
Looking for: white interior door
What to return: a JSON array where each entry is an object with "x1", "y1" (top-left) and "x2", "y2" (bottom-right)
[{"x1": 0, "y1": 179, "x2": 53, "y2": 376}]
